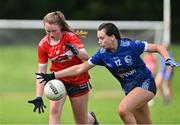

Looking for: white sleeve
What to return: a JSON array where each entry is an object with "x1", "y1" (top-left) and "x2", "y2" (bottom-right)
[
  {"x1": 143, "y1": 42, "x2": 148, "y2": 52},
  {"x1": 87, "y1": 58, "x2": 96, "y2": 65}
]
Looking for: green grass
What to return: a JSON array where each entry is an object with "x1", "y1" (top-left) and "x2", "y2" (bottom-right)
[{"x1": 0, "y1": 44, "x2": 180, "y2": 124}]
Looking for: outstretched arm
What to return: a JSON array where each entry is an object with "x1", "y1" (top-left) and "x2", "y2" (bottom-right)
[
  {"x1": 147, "y1": 44, "x2": 180, "y2": 67},
  {"x1": 55, "y1": 61, "x2": 94, "y2": 78},
  {"x1": 146, "y1": 44, "x2": 170, "y2": 60},
  {"x1": 36, "y1": 61, "x2": 95, "y2": 84}
]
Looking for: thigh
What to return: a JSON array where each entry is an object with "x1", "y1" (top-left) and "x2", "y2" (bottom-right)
[
  {"x1": 132, "y1": 103, "x2": 152, "y2": 124},
  {"x1": 64, "y1": 81, "x2": 91, "y2": 123},
  {"x1": 120, "y1": 87, "x2": 154, "y2": 112},
  {"x1": 49, "y1": 95, "x2": 67, "y2": 115},
  {"x1": 70, "y1": 92, "x2": 89, "y2": 123}
]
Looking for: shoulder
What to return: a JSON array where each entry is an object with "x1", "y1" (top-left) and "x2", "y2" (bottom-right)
[
  {"x1": 92, "y1": 48, "x2": 107, "y2": 60},
  {"x1": 38, "y1": 35, "x2": 48, "y2": 47},
  {"x1": 91, "y1": 48, "x2": 106, "y2": 59},
  {"x1": 98, "y1": 48, "x2": 107, "y2": 54},
  {"x1": 63, "y1": 31, "x2": 77, "y2": 38},
  {"x1": 63, "y1": 31, "x2": 80, "y2": 42},
  {"x1": 121, "y1": 38, "x2": 147, "y2": 47},
  {"x1": 119, "y1": 38, "x2": 132, "y2": 47}
]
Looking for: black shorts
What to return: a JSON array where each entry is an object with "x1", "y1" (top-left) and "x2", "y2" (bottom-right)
[{"x1": 63, "y1": 81, "x2": 92, "y2": 97}]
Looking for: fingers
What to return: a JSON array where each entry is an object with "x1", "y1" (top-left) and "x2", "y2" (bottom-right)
[
  {"x1": 34, "y1": 107, "x2": 44, "y2": 114},
  {"x1": 40, "y1": 79, "x2": 45, "y2": 83},
  {"x1": 34, "y1": 107, "x2": 37, "y2": 112},
  {"x1": 35, "y1": 73, "x2": 44, "y2": 76},
  {"x1": 41, "y1": 107, "x2": 44, "y2": 113},
  {"x1": 36, "y1": 73, "x2": 45, "y2": 78},
  {"x1": 36, "y1": 73, "x2": 45, "y2": 84},
  {"x1": 38, "y1": 107, "x2": 41, "y2": 114},
  {"x1": 43, "y1": 104, "x2": 46, "y2": 108},
  {"x1": 29, "y1": 97, "x2": 46, "y2": 114},
  {"x1": 39, "y1": 106, "x2": 46, "y2": 114},
  {"x1": 175, "y1": 62, "x2": 180, "y2": 66},
  {"x1": 37, "y1": 77, "x2": 43, "y2": 80},
  {"x1": 65, "y1": 43, "x2": 79, "y2": 55},
  {"x1": 28, "y1": 100, "x2": 34, "y2": 104},
  {"x1": 167, "y1": 62, "x2": 180, "y2": 67}
]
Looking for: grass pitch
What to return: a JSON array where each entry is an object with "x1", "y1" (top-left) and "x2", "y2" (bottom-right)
[{"x1": 0, "y1": 45, "x2": 180, "y2": 124}]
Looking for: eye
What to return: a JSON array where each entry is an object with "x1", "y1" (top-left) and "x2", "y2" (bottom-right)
[
  {"x1": 46, "y1": 30, "x2": 51, "y2": 34},
  {"x1": 51, "y1": 30, "x2": 57, "y2": 33}
]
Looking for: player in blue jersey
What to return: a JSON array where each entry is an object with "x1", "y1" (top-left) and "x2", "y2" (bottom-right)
[{"x1": 36, "y1": 23, "x2": 179, "y2": 124}]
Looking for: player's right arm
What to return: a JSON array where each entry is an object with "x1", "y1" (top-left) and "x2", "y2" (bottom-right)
[
  {"x1": 36, "y1": 38, "x2": 49, "y2": 96},
  {"x1": 36, "y1": 63, "x2": 47, "y2": 97},
  {"x1": 36, "y1": 61, "x2": 95, "y2": 83},
  {"x1": 28, "y1": 39, "x2": 48, "y2": 114},
  {"x1": 55, "y1": 61, "x2": 94, "y2": 78},
  {"x1": 28, "y1": 64, "x2": 47, "y2": 114}
]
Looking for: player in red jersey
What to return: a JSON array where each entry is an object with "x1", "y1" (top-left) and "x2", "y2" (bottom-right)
[{"x1": 28, "y1": 11, "x2": 98, "y2": 125}]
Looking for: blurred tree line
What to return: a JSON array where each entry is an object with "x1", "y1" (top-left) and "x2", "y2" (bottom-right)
[{"x1": 0, "y1": 0, "x2": 179, "y2": 42}]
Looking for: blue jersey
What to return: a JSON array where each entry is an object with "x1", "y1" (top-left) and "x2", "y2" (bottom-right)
[{"x1": 88, "y1": 38, "x2": 153, "y2": 94}]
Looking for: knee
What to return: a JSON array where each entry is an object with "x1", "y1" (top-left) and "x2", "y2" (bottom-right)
[
  {"x1": 118, "y1": 103, "x2": 129, "y2": 118},
  {"x1": 50, "y1": 106, "x2": 60, "y2": 116}
]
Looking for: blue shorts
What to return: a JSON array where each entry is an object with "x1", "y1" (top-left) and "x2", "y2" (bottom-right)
[
  {"x1": 63, "y1": 81, "x2": 92, "y2": 97},
  {"x1": 126, "y1": 76, "x2": 156, "y2": 95}
]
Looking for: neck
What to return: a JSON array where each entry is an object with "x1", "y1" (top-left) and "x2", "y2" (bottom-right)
[
  {"x1": 48, "y1": 35, "x2": 62, "y2": 46},
  {"x1": 110, "y1": 39, "x2": 118, "y2": 52}
]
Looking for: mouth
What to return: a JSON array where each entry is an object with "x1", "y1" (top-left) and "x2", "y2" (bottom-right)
[{"x1": 100, "y1": 44, "x2": 105, "y2": 48}]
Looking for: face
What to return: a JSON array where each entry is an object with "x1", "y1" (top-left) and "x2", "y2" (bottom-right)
[
  {"x1": 97, "y1": 29, "x2": 115, "y2": 49},
  {"x1": 44, "y1": 22, "x2": 62, "y2": 41}
]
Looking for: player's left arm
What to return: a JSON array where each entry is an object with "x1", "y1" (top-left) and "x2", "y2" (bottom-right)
[
  {"x1": 146, "y1": 44, "x2": 180, "y2": 67},
  {"x1": 67, "y1": 33, "x2": 89, "y2": 61},
  {"x1": 77, "y1": 48, "x2": 89, "y2": 61},
  {"x1": 146, "y1": 44, "x2": 169, "y2": 60}
]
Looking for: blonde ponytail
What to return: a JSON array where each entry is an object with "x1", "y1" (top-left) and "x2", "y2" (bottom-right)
[{"x1": 75, "y1": 30, "x2": 88, "y2": 39}]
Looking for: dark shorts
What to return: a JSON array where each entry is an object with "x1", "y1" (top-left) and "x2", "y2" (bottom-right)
[
  {"x1": 63, "y1": 81, "x2": 92, "y2": 97},
  {"x1": 126, "y1": 76, "x2": 157, "y2": 95}
]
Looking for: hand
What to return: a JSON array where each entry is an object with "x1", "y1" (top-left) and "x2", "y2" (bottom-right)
[
  {"x1": 165, "y1": 58, "x2": 180, "y2": 67},
  {"x1": 28, "y1": 97, "x2": 46, "y2": 114},
  {"x1": 65, "y1": 43, "x2": 79, "y2": 55},
  {"x1": 36, "y1": 72, "x2": 55, "y2": 85}
]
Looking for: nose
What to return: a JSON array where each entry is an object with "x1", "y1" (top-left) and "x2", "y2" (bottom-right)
[
  {"x1": 48, "y1": 32, "x2": 55, "y2": 36},
  {"x1": 98, "y1": 40, "x2": 102, "y2": 44}
]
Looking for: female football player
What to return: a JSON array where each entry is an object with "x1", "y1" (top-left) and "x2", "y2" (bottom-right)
[
  {"x1": 36, "y1": 22, "x2": 179, "y2": 124},
  {"x1": 28, "y1": 11, "x2": 98, "y2": 125}
]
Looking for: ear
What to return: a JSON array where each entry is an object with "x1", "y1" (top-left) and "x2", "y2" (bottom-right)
[{"x1": 111, "y1": 35, "x2": 116, "y2": 41}]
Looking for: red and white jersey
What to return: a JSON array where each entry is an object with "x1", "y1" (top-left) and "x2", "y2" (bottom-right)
[{"x1": 38, "y1": 32, "x2": 90, "y2": 85}]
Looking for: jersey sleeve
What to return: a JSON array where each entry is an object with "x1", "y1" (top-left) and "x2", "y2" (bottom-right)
[
  {"x1": 66, "y1": 32, "x2": 85, "y2": 50},
  {"x1": 38, "y1": 43, "x2": 48, "y2": 64},
  {"x1": 131, "y1": 40, "x2": 148, "y2": 55},
  {"x1": 88, "y1": 49, "x2": 104, "y2": 66}
]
